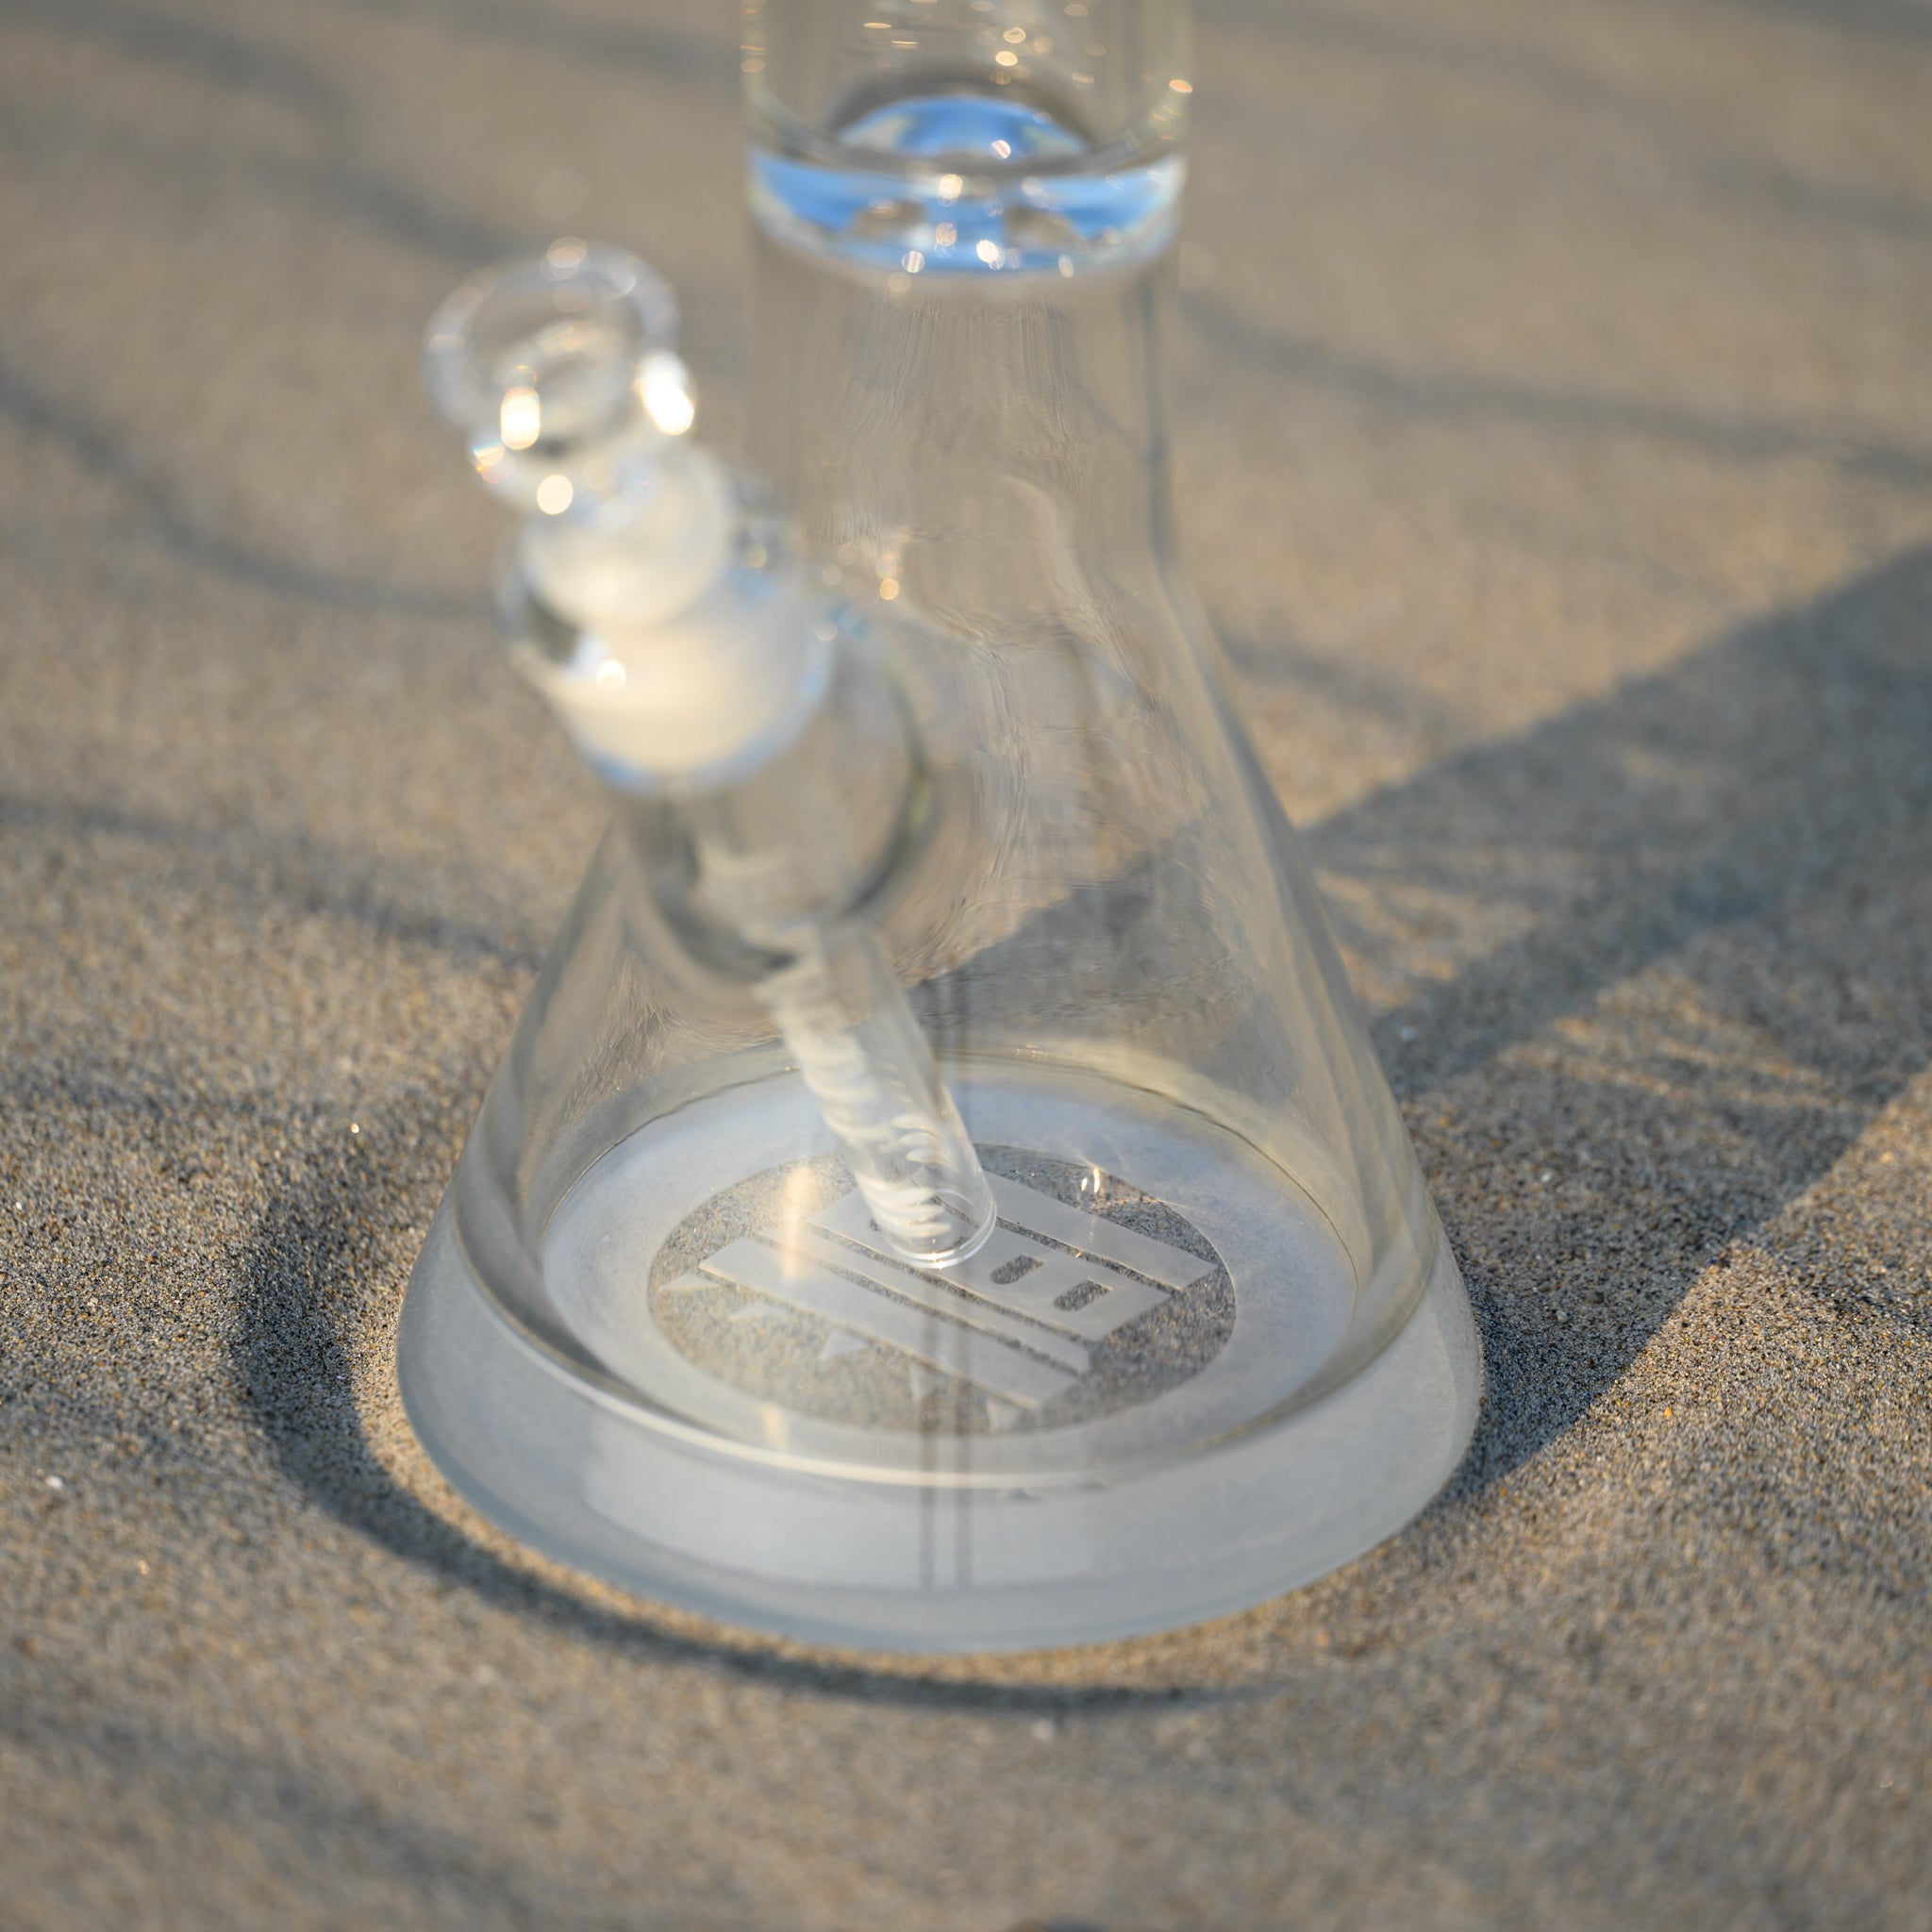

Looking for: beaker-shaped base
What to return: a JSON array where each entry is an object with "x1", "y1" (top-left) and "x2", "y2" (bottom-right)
[{"x1": 398, "y1": 1061, "x2": 1479, "y2": 1653}]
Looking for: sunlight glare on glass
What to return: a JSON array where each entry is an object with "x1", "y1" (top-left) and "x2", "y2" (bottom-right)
[
  {"x1": 641, "y1": 354, "x2": 696, "y2": 436},
  {"x1": 500, "y1": 385, "x2": 541, "y2": 451}
]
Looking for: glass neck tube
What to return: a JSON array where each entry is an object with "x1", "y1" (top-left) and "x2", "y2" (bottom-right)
[{"x1": 744, "y1": 0, "x2": 1191, "y2": 638}]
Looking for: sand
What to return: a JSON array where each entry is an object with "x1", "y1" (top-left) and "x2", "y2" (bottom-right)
[{"x1": 3, "y1": 0, "x2": 1931, "y2": 1924}]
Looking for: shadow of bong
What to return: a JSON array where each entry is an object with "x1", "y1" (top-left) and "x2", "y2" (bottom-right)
[{"x1": 1309, "y1": 541, "x2": 1932, "y2": 1487}]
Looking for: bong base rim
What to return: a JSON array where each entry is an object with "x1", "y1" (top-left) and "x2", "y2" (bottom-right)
[{"x1": 395, "y1": 1196, "x2": 1479, "y2": 1655}]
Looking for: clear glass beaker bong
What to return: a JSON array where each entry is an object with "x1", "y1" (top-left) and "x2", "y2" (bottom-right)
[{"x1": 396, "y1": 0, "x2": 1480, "y2": 1654}]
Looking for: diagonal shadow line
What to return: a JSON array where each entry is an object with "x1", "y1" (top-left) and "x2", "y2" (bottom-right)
[
  {"x1": 287, "y1": 0, "x2": 731, "y2": 89},
  {"x1": 1704, "y1": 0, "x2": 1932, "y2": 45},
  {"x1": 0, "y1": 0, "x2": 343, "y2": 117},
  {"x1": 1211, "y1": 0, "x2": 1634, "y2": 108},
  {"x1": 0, "y1": 791, "x2": 547, "y2": 974},
  {"x1": 1315, "y1": 542, "x2": 1932, "y2": 1099},
  {"x1": 248, "y1": 149, "x2": 536, "y2": 266},
  {"x1": 1691, "y1": 146, "x2": 1932, "y2": 244},
  {"x1": 1180, "y1": 292, "x2": 1932, "y2": 491},
  {"x1": 0, "y1": 361, "x2": 483, "y2": 620},
  {"x1": 0, "y1": 90, "x2": 540, "y2": 268},
  {"x1": 1218, "y1": 626, "x2": 1469, "y2": 740},
  {"x1": 1209, "y1": 0, "x2": 1932, "y2": 242},
  {"x1": 222, "y1": 543, "x2": 1932, "y2": 1679}
]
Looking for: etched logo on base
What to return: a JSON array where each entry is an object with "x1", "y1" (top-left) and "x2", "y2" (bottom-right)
[{"x1": 651, "y1": 1149, "x2": 1233, "y2": 1434}]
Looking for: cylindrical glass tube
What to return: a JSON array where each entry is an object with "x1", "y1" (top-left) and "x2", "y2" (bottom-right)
[{"x1": 759, "y1": 931, "x2": 996, "y2": 1265}]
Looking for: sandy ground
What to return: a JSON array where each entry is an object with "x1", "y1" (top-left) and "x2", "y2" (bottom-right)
[{"x1": 4, "y1": 0, "x2": 1931, "y2": 1925}]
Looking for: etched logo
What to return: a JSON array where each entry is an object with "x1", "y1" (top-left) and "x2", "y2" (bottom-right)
[{"x1": 653, "y1": 1153, "x2": 1231, "y2": 1432}]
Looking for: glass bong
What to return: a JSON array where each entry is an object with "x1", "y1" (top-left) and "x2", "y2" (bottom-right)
[{"x1": 398, "y1": 0, "x2": 1480, "y2": 1653}]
